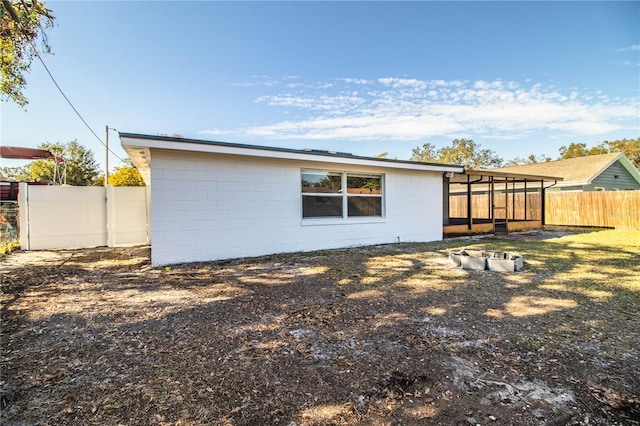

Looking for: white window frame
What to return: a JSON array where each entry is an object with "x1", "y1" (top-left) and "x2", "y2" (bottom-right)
[{"x1": 301, "y1": 169, "x2": 385, "y2": 224}]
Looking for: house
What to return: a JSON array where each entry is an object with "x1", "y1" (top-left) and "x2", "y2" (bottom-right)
[
  {"x1": 491, "y1": 153, "x2": 640, "y2": 192},
  {"x1": 119, "y1": 133, "x2": 464, "y2": 266}
]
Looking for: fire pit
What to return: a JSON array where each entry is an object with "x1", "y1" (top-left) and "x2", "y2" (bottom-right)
[{"x1": 449, "y1": 249, "x2": 524, "y2": 272}]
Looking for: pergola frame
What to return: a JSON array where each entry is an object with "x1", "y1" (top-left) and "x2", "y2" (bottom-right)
[{"x1": 0, "y1": 146, "x2": 66, "y2": 185}]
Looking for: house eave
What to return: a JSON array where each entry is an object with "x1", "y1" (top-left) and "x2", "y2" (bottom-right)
[
  {"x1": 599, "y1": 153, "x2": 640, "y2": 185},
  {"x1": 465, "y1": 169, "x2": 563, "y2": 182},
  {"x1": 555, "y1": 181, "x2": 590, "y2": 187},
  {"x1": 119, "y1": 133, "x2": 465, "y2": 177}
]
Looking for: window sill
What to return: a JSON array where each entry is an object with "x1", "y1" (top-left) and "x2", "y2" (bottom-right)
[{"x1": 301, "y1": 217, "x2": 386, "y2": 226}]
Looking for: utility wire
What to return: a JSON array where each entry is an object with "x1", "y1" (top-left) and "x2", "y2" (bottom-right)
[
  {"x1": 31, "y1": 50, "x2": 125, "y2": 163},
  {"x1": 3, "y1": 0, "x2": 126, "y2": 163}
]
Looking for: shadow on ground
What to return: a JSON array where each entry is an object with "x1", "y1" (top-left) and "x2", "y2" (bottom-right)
[{"x1": 1, "y1": 229, "x2": 639, "y2": 425}]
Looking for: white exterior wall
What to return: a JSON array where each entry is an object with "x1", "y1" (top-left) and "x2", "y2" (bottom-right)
[{"x1": 150, "y1": 150, "x2": 444, "y2": 266}]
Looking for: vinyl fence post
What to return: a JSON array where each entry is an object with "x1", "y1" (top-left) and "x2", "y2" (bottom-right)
[{"x1": 18, "y1": 183, "x2": 29, "y2": 250}]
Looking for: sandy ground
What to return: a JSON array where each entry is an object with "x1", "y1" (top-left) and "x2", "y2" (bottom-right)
[{"x1": 1, "y1": 232, "x2": 638, "y2": 425}]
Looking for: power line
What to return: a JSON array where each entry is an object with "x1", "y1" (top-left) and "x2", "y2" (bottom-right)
[
  {"x1": 31, "y1": 52, "x2": 125, "y2": 163},
  {"x1": 3, "y1": 0, "x2": 126, "y2": 164}
]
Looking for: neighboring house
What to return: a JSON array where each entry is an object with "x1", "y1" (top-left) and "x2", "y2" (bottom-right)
[
  {"x1": 119, "y1": 133, "x2": 463, "y2": 266},
  {"x1": 492, "y1": 153, "x2": 640, "y2": 192}
]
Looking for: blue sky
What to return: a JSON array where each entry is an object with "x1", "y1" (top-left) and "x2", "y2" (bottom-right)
[{"x1": 2, "y1": 1, "x2": 639, "y2": 172}]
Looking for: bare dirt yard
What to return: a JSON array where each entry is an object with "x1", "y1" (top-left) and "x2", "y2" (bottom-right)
[{"x1": 1, "y1": 228, "x2": 639, "y2": 425}]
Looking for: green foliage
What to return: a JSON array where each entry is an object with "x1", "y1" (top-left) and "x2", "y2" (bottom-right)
[
  {"x1": 0, "y1": 239, "x2": 19, "y2": 256},
  {"x1": 499, "y1": 138, "x2": 639, "y2": 169},
  {"x1": 108, "y1": 164, "x2": 145, "y2": 187},
  {"x1": 92, "y1": 175, "x2": 105, "y2": 186},
  {"x1": 14, "y1": 140, "x2": 100, "y2": 186},
  {"x1": 558, "y1": 138, "x2": 640, "y2": 169},
  {"x1": 558, "y1": 142, "x2": 607, "y2": 159},
  {"x1": 0, "y1": 203, "x2": 19, "y2": 256},
  {"x1": 410, "y1": 142, "x2": 438, "y2": 163},
  {"x1": 503, "y1": 153, "x2": 552, "y2": 167},
  {"x1": 439, "y1": 139, "x2": 503, "y2": 169},
  {"x1": 0, "y1": 0, "x2": 55, "y2": 107},
  {"x1": 411, "y1": 139, "x2": 503, "y2": 169},
  {"x1": 604, "y1": 137, "x2": 640, "y2": 169}
]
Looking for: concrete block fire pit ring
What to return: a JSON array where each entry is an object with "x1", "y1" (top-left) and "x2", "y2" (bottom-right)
[{"x1": 449, "y1": 249, "x2": 524, "y2": 272}]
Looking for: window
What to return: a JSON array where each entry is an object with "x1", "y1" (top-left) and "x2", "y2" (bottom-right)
[
  {"x1": 347, "y1": 174, "x2": 382, "y2": 217},
  {"x1": 301, "y1": 171, "x2": 342, "y2": 218},
  {"x1": 302, "y1": 170, "x2": 383, "y2": 219}
]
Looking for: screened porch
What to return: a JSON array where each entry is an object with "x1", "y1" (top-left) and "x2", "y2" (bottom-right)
[{"x1": 443, "y1": 170, "x2": 561, "y2": 237}]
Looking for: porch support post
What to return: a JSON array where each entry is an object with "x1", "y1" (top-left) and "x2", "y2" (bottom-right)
[
  {"x1": 524, "y1": 180, "x2": 528, "y2": 221},
  {"x1": 488, "y1": 177, "x2": 492, "y2": 218},
  {"x1": 511, "y1": 178, "x2": 515, "y2": 221},
  {"x1": 490, "y1": 176, "x2": 494, "y2": 220},
  {"x1": 466, "y1": 174, "x2": 472, "y2": 230},
  {"x1": 541, "y1": 180, "x2": 546, "y2": 225}
]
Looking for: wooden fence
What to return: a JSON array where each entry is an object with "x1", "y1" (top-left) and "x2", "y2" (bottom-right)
[
  {"x1": 449, "y1": 190, "x2": 640, "y2": 230},
  {"x1": 449, "y1": 192, "x2": 542, "y2": 221},
  {"x1": 545, "y1": 191, "x2": 640, "y2": 230}
]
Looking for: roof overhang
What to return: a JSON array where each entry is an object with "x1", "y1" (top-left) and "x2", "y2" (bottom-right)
[
  {"x1": 451, "y1": 169, "x2": 563, "y2": 183},
  {"x1": 120, "y1": 133, "x2": 465, "y2": 185}
]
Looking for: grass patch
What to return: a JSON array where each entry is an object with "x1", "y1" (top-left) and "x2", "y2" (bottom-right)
[{"x1": 448, "y1": 229, "x2": 639, "y2": 292}]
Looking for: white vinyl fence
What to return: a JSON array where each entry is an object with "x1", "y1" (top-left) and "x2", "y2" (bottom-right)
[{"x1": 18, "y1": 183, "x2": 149, "y2": 250}]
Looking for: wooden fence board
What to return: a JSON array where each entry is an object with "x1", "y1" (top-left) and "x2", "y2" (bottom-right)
[
  {"x1": 545, "y1": 191, "x2": 640, "y2": 230},
  {"x1": 449, "y1": 190, "x2": 639, "y2": 230},
  {"x1": 449, "y1": 193, "x2": 542, "y2": 221}
]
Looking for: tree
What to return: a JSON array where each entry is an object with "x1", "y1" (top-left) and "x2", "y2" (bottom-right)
[
  {"x1": 604, "y1": 137, "x2": 640, "y2": 169},
  {"x1": 108, "y1": 158, "x2": 145, "y2": 187},
  {"x1": 503, "y1": 153, "x2": 552, "y2": 167},
  {"x1": 556, "y1": 138, "x2": 640, "y2": 169},
  {"x1": 15, "y1": 140, "x2": 100, "y2": 185},
  {"x1": 410, "y1": 143, "x2": 438, "y2": 163},
  {"x1": 411, "y1": 139, "x2": 503, "y2": 169},
  {"x1": 558, "y1": 142, "x2": 607, "y2": 159},
  {"x1": 1, "y1": 0, "x2": 55, "y2": 107}
]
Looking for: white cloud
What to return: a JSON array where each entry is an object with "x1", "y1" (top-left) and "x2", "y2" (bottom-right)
[
  {"x1": 615, "y1": 44, "x2": 640, "y2": 52},
  {"x1": 378, "y1": 78, "x2": 427, "y2": 90},
  {"x1": 198, "y1": 128, "x2": 239, "y2": 137},
  {"x1": 213, "y1": 77, "x2": 640, "y2": 142},
  {"x1": 339, "y1": 78, "x2": 373, "y2": 85}
]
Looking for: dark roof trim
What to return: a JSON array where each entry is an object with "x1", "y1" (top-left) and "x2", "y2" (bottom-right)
[
  {"x1": 463, "y1": 169, "x2": 563, "y2": 181},
  {"x1": 119, "y1": 132, "x2": 463, "y2": 170}
]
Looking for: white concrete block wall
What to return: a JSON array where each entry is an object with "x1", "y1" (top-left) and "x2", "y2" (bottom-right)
[{"x1": 150, "y1": 150, "x2": 444, "y2": 266}]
